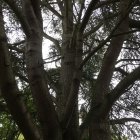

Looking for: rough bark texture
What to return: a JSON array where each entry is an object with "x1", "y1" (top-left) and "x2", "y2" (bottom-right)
[
  {"x1": 0, "y1": 4, "x2": 41, "y2": 140},
  {"x1": 89, "y1": 120, "x2": 111, "y2": 140},
  {"x1": 1, "y1": 0, "x2": 140, "y2": 140},
  {"x1": 22, "y1": 0, "x2": 62, "y2": 140},
  {"x1": 88, "y1": 0, "x2": 130, "y2": 140},
  {"x1": 56, "y1": 1, "x2": 80, "y2": 140}
]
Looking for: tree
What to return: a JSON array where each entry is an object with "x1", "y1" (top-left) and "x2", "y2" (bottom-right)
[{"x1": 0, "y1": 0, "x2": 140, "y2": 140}]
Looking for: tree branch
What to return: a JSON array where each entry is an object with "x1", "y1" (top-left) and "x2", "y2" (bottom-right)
[
  {"x1": 15, "y1": 72, "x2": 29, "y2": 83},
  {"x1": 83, "y1": 21, "x2": 103, "y2": 38},
  {"x1": 31, "y1": 0, "x2": 42, "y2": 25},
  {"x1": 116, "y1": 58, "x2": 140, "y2": 64},
  {"x1": 109, "y1": 66, "x2": 140, "y2": 105},
  {"x1": 80, "y1": 0, "x2": 99, "y2": 32},
  {"x1": 114, "y1": 67, "x2": 128, "y2": 76},
  {"x1": 80, "y1": 0, "x2": 120, "y2": 33},
  {"x1": 79, "y1": 2, "x2": 132, "y2": 70},
  {"x1": 56, "y1": 0, "x2": 64, "y2": 14},
  {"x1": 110, "y1": 117, "x2": 140, "y2": 125},
  {"x1": 77, "y1": 0, "x2": 85, "y2": 25},
  {"x1": 41, "y1": 1, "x2": 63, "y2": 19},
  {"x1": 129, "y1": 18, "x2": 140, "y2": 29},
  {"x1": 43, "y1": 32, "x2": 61, "y2": 53},
  {"x1": 0, "y1": 5, "x2": 41, "y2": 139},
  {"x1": 95, "y1": 0, "x2": 120, "y2": 10},
  {"x1": 3, "y1": 0, "x2": 31, "y2": 36}
]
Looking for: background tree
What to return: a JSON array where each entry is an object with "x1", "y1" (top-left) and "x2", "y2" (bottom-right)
[{"x1": 0, "y1": 0, "x2": 140, "y2": 140}]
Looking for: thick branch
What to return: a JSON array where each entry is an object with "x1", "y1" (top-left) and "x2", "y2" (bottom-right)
[
  {"x1": 80, "y1": 5, "x2": 131, "y2": 69},
  {"x1": 83, "y1": 21, "x2": 103, "y2": 38},
  {"x1": 91, "y1": 0, "x2": 130, "y2": 105},
  {"x1": 15, "y1": 72, "x2": 29, "y2": 83},
  {"x1": 110, "y1": 118, "x2": 140, "y2": 125},
  {"x1": 43, "y1": 32, "x2": 61, "y2": 53},
  {"x1": 80, "y1": 21, "x2": 119, "y2": 69},
  {"x1": 31, "y1": 0, "x2": 42, "y2": 25},
  {"x1": 22, "y1": 0, "x2": 40, "y2": 31},
  {"x1": 109, "y1": 66, "x2": 140, "y2": 105},
  {"x1": 77, "y1": 0, "x2": 85, "y2": 24},
  {"x1": 0, "y1": 5, "x2": 41, "y2": 140},
  {"x1": 129, "y1": 18, "x2": 140, "y2": 29},
  {"x1": 41, "y1": 1, "x2": 63, "y2": 19},
  {"x1": 3, "y1": 0, "x2": 30, "y2": 36},
  {"x1": 56, "y1": 0, "x2": 64, "y2": 14},
  {"x1": 116, "y1": 58, "x2": 140, "y2": 64},
  {"x1": 80, "y1": 0, "x2": 99, "y2": 32},
  {"x1": 114, "y1": 67, "x2": 128, "y2": 76},
  {"x1": 23, "y1": 1, "x2": 61, "y2": 139},
  {"x1": 8, "y1": 45, "x2": 24, "y2": 53}
]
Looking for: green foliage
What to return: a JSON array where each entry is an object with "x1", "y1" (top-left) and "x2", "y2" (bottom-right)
[
  {"x1": 112, "y1": 135, "x2": 128, "y2": 140},
  {"x1": 0, "y1": 113, "x2": 19, "y2": 140}
]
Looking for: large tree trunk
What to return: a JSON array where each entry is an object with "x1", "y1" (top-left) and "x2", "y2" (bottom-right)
[
  {"x1": 59, "y1": 0, "x2": 75, "y2": 119},
  {"x1": 22, "y1": 0, "x2": 62, "y2": 140},
  {"x1": 58, "y1": 1, "x2": 81, "y2": 140},
  {"x1": 89, "y1": 119, "x2": 111, "y2": 140},
  {"x1": 89, "y1": 0, "x2": 130, "y2": 139},
  {"x1": 0, "y1": 4, "x2": 41, "y2": 140},
  {"x1": 1, "y1": 0, "x2": 139, "y2": 140}
]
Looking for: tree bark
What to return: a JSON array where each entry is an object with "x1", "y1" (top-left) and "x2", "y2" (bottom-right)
[
  {"x1": 0, "y1": 4, "x2": 41, "y2": 140},
  {"x1": 22, "y1": 0, "x2": 62, "y2": 139},
  {"x1": 2, "y1": 0, "x2": 138, "y2": 140},
  {"x1": 89, "y1": 119, "x2": 111, "y2": 140},
  {"x1": 89, "y1": 0, "x2": 130, "y2": 139},
  {"x1": 58, "y1": 1, "x2": 80, "y2": 140}
]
